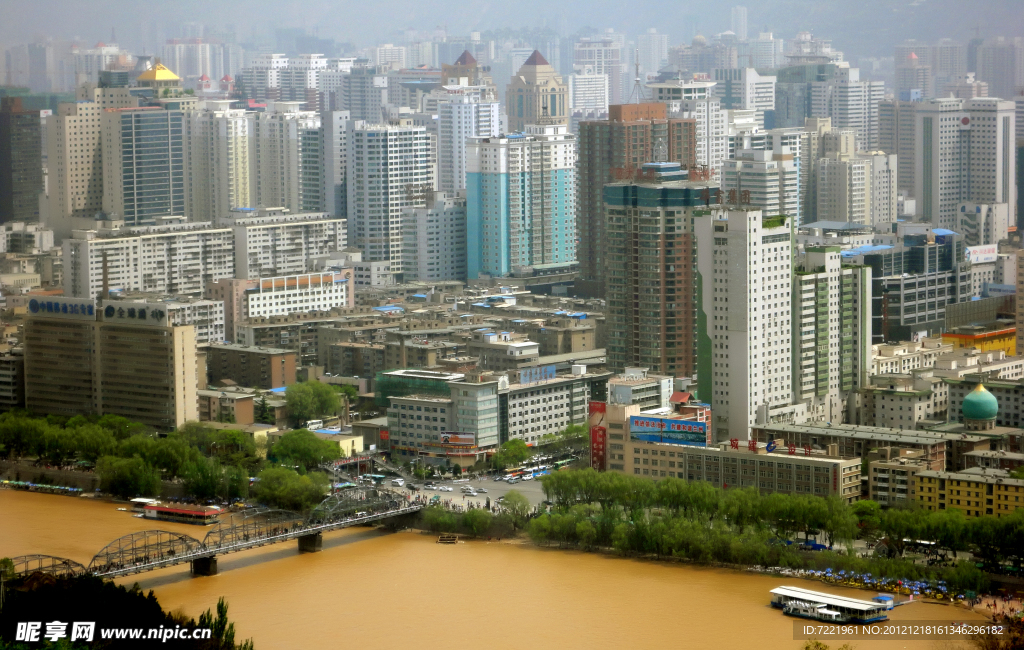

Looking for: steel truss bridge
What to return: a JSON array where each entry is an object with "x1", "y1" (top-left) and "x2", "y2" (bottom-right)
[{"x1": 10, "y1": 486, "x2": 421, "y2": 580}]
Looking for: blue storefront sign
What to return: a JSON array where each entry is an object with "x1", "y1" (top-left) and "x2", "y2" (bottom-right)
[{"x1": 629, "y1": 415, "x2": 708, "y2": 447}]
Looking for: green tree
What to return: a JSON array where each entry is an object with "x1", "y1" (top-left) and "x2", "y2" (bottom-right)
[
  {"x1": 96, "y1": 455, "x2": 160, "y2": 499},
  {"x1": 97, "y1": 414, "x2": 147, "y2": 440},
  {"x1": 820, "y1": 495, "x2": 858, "y2": 549},
  {"x1": 37, "y1": 425, "x2": 75, "y2": 465},
  {"x1": 70, "y1": 423, "x2": 117, "y2": 464},
  {"x1": 491, "y1": 439, "x2": 531, "y2": 470},
  {"x1": 0, "y1": 556, "x2": 15, "y2": 580},
  {"x1": 501, "y1": 490, "x2": 531, "y2": 528},
  {"x1": 251, "y1": 466, "x2": 328, "y2": 511},
  {"x1": 461, "y1": 508, "x2": 493, "y2": 536},
  {"x1": 182, "y1": 456, "x2": 223, "y2": 500},
  {"x1": 270, "y1": 429, "x2": 340, "y2": 471},
  {"x1": 851, "y1": 499, "x2": 883, "y2": 541},
  {"x1": 285, "y1": 382, "x2": 340, "y2": 424},
  {"x1": 879, "y1": 507, "x2": 927, "y2": 557},
  {"x1": 451, "y1": 463, "x2": 462, "y2": 477},
  {"x1": 197, "y1": 597, "x2": 255, "y2": 650},
  {"x1": 255, "y1": 395, "x2": 274, "y2": 424}
]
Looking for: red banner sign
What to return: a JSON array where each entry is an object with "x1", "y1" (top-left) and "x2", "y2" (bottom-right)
[{"x1": 590, "y1": 426, "x2": 607, "y2": 471}]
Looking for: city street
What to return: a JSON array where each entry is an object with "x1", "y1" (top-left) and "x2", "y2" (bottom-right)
[{"x1": 399, "y1": 475, "x2": 549, "y2": 508}]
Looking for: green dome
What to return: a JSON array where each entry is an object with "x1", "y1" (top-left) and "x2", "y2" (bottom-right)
[{"x1": 962, "y1": 384, "x2": 998, "y2": 421}]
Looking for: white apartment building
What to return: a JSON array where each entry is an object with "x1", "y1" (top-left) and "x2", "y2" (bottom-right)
[
  {"x1": 637, "y1": 29, "x2": 670, "y2": 77},
  {"x1": 957, "y1": 202, "x2": 1010, "y2": 247},
  {"x1": 568, "y1": 66, "x2": 610, "y2": 113},
  {"x1": 46, "y1": 85, "x2": 138, "y2": 240},
  {"x1": 253, "y1": 102, "x2": 323, "y2": 213},
  {"x1": 236, "y1": 53, "x2": 289, "y2": 101},
  {"x1": 218, "y1": 207, "x2": 347, "y2": 279},
  {"x1": 650, "y1": 82, "x2": 727, "y2": 177},
  {"x1": 721, "y1": 148, "x2": 800, "y2": 223},
  {"x1": 244, "y1": 271, "x2": 353, "y2": 319},
  {"x1": 322, "y1": 110, "x2": 350, "y2": 219},
  {"x1": 860, "y1": 372, "x2": 949, "y2": 429},
  {"x1": 503, "y1": 371, "x2": 597, "y2": 445},
  {"x1": 696, "y1": 209, "x2": 804, "y2": 441},
  {"x1": 437, "y1": 95, "x2": 499, "y2": 194},
  {"x1": 713, "y1": 68, "x2": 776, "y2": 111},
  {"x1": 346, "y1": 120, "x2": 434, "y2": 274},
  {"x1": 185, "y1": 101, "x2": 254, "y2": 222},
  {"x1": 809, "y1": 64, "x2": 884, "y2": 150},
  {"x1": 871, "y1": 337, "x2": 953, "y2": 375},
  {"x1": 161, "y1": 40, "x2": 213, "y2": 81},
  {"x1": 108, "y1": 297, "x2": 227, "y2": 345},
  {"x1": 915, "y1": 97, "x2": 1016, "y2": 230},
  {"x1": 816, "y1": 154, "x2": 869, "y2": 225},
  {"x1": 574, "y1": 38, "x2": 623, "y2": 104},
  {"x1": 372, "y1": 44, "x2": 407, "y2": 70},
  {"x1": 739, "y1": 32, "x2": 786, "y2": 68},
  {"x1": 402, "y1": 191, "x2": 467, "y2": 282},
  {"x1": 861, "y1": 152, "x2": 898, "y2": 227},
  {"x1": 340, "y1": 65, "x2": 389, "y2": 123},
  {"x1": 63, "y1": 221, "x2": 235, "y2": 299}
]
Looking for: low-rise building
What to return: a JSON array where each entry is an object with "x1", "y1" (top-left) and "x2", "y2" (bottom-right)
[
  {"x1": 607, "y1": 367, "x2": 674, "y2": 411},
  {"x1": 107, "y1": 296, "x2": 227, "y2": 345},
  {"x1": 914, "y1": 467, "x2": 1024, "y2": 518},
  {"x1": 243, "y1": 271, "x2": 354, "y2": 320},
  {"x1": 206, "y1": 343, "x2": 297, "y2": 389},
  {"x1": 943, "y1": 322, "x2": 1016, "y2": 356},
  {"x1": 870, "y1": 337, "x2": 953, "y2": 374},
  {"x1": 962, "y1": 449, "x2": 1024, "y2": 472},
  {"x1": 352, "y1": 416, "x2": 390, "y2": 452},
  {"x1": 197, "y1": 388, "x2": 256, "y2": 425},
  {"x1": 946, "y1": 377, "x2": 1024, "y2": 429},
  {"x1": 859, "y1": 372, "x2": 948, "y2": 428},
  {"x1": 467, "y1": 330, "x2": 540, "y2": 371},
  {"x1": 931, "y1": 349, "x2": 1024, "y2": 380},
  {"x1": 604, "y1": 402, "x2": 861, "y2": 503},
  {"x1": 866, "y1": 447, "x2": 931, "y2": 505},
  {"x1": 326, "y1": 342, "x2": 386, "y2": 378}
]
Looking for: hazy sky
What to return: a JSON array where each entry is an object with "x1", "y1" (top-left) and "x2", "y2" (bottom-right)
[{"x1": 3, "y1": 0, "x2": 1023, "y2": 56}]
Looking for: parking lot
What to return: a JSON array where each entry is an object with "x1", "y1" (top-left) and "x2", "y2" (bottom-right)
[{"x1": 395, "y1": 475, "x2": 549, "y2": 508}]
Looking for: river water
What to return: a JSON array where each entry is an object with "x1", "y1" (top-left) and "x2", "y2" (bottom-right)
[{"x1": 1, "y1": 491, "x2": 985, "y2": 650}]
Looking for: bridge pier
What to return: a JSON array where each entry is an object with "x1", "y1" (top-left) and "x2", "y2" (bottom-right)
[
  {"x1": 297, "y1": 533, "x2": 323, "y2": 553},
  {"x1": 190, "y1": 556, "x2": 218, "y2": 576}
]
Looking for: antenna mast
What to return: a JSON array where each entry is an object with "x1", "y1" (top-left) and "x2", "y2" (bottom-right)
[{"x1": 628, "y1": 48, "x2": 647, "y2": 104}]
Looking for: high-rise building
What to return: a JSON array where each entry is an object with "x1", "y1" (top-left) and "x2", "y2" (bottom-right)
[
  {"x1": 816, "y1": 154, "x2": 869, "y2": 225},
  {"x1": 861, "y1": 152, "x2": 898, "y2": 227},
  {"x1": 402, "y1": 191, "x2": 467, "y2": 282},
  {"x1": 731, "y1": 6, "x2": 749, "y2": 42},
  {"x1": 713, "y1": 68, "x2": 776, "y2": 111},
  {"x1": 648, "y1": 80, "x2": 727, "y2": 176},
  {"x1": 775, "y1": 63, "x2": 883, "y2": 149},
  {"x1": 577, "y1": 103, "x2": 697, "y2": 293},
  {"x1": 185, "y1": 101, "x2": 254, "y2": 222},
  {"x1": 101, "y1": 106, "x2": 186, "y2": 227},
  {"x1": 637, "y1": 29, "x2": 669, "y2": 77},
  {"x1": 506, "y1": 51, "x2": 569, "y2": 133},
  {"x1": 975, "y1": 37, "x2": 1023, "y2": 102},
  {"x1": 466, "y1": 125, "x2": 576, "y2": 279},
  {"x1": 945, "y1": 73, "x2": 989, "y2": 99},
  {"x1": 221, "y1": 207, "x2": 347, "y2": 279},
  {"x1": 440, "y1": 51, "x2": 498, "y2": 101},
  {"x1": 574, "y1": 39, "x2": 623, "y2": 104},
  {"x1": 372, "y1": 44, "x2": 407, "y2": 70},
  {"x1": 437, "y1": 94, "x2": 499, "y2": 194},
  {"x1": 45, "y1": 83, "x2": 138, "y2": 240},
  {"x1": 695, "y1": 209, "x2": 802, "y2": 441},
  {"x1": 895, "y1": 52, "x2": 933, "y2": 100},
  {"x1": 568, "y1": 66, "x2": 610, "y2": 114},
  {"x1": 737, "y1": 32, "x2": 785, "y2": 69},
  {"x1": 791, "y1": 247, "x2": 872, "y2": 425},
  {"x1": 321, "y1": 110, "x2": 350, "y2": 219},
  {"x1": 721, "y1": 148, "x2": 800, "y2": 223},
  {"x1": 878, "y1": 100, "x2": 918, "y2": 199},
  {"x1": 23, "y1": 297, "x2": 198, "y2": 430},
  {"x1": 253, "y1": 102, "x2": 323, "y2": 214},
  {"x1": 0, "y1": 98, "x2": 43, "y2": 223},
  {"x1": 603, "y1": 164, "x2": 718, "y2": 376},
  {"x1": 915, "y1": 97, "x2": 1017, "y2": 230},
  {"x1": 346, "y1": 119, "x2": 433, "y2": 274},
  {"x1": 340, "y1": 64, "x2": 389, "y2": 122}
]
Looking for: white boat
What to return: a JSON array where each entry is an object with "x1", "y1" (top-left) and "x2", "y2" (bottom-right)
[
  {"x1": 782, "y1": 600, "x2": 843, "y2": 622},
  {"x1": 770, "y1": 586, "x2": 888, "y2": 623}
]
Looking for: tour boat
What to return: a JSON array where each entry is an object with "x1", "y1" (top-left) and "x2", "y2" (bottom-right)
[{"x1": 770, "y1": 586, "x2": 889, "y2": 623}]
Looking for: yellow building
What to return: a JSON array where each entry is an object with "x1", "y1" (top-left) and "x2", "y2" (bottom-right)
[
  {"x1": 914, "y1": 468, "x2": 1024, "y2": 517},
  {"x1": 136, "y1": 62, "x2": 182, "y2": 93},
  {"x1": 942, "y1": 324, "x2": 1016, "y2": 356}
]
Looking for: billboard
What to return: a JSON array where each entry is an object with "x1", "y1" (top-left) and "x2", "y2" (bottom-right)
[
  {"x1": 519, "y1": 364, "x2": 557, "y2": 385},
  {"x1": 629, "y1": 415, "x2": 708, "y2": 447},
  {"x1": 966, "y1": 244, "x2": 998, "y2": 264},
  {"x1": 589, "y1": 402, "x2": 606, "y2": 470},
  {"x1": 439, "y1": 431, "x2": 475, "y2": 446},
  {"x1": 27, "y1": 298, "x2": 96, "y2": 321}
]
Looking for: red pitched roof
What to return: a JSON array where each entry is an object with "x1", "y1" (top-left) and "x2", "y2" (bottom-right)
[
  {"x1": 670, "y1": 391, "x2": 692, "y2": 404},
  {"x1": 524, "y1": 50, "x2": 548, "y2": 66},
  {"x1": 198, "y1": 74, "x2": 210, "y2": 81},
  {"x1": 454, "y1": 50, "x2": 477, "y2": 66}
]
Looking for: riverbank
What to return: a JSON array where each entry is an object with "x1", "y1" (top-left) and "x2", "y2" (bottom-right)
[{"x1": 1, "y1": 490, "x2": 992, "y2": 650}]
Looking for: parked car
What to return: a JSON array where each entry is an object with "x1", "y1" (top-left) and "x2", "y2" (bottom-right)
[{"x1": 476, "y1": 488, "x2": 487, "y2": 493}]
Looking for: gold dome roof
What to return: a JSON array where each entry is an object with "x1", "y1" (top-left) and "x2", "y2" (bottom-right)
[{"x1": 136, "y1": 63, "x2": 180, "y2": 82}]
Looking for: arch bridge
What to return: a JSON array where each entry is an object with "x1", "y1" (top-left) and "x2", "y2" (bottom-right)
[{"x1": 10, "y1": 486, "x2": 421, "y2": 580}]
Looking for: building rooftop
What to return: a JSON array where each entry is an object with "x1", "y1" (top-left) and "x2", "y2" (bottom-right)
[
  {"x1": 757, "y1": 422, "x2": 989, "y2": 446},
  {"x1": 917, "y1": 467, "x2": 1024, "y2": 485},
  {"x1": 208, "y1": 343, "x2": 294, "y2": 355},
  {"x1": 136, "y1": 63, "x2": 180, "y2": 82}
]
